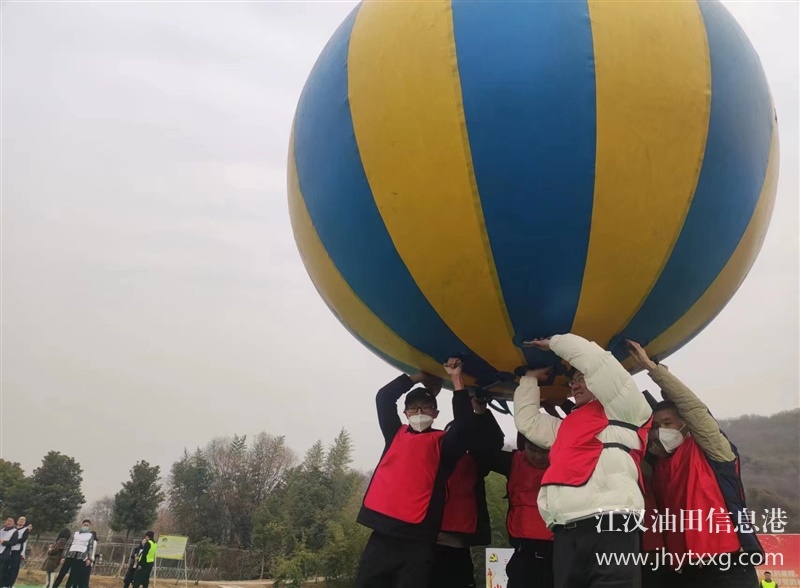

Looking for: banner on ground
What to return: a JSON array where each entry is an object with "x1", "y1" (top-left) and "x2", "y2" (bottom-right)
[
  {"x1": 156, "y1": 535, "x2": 188, "y2": 560},
  {"x1": 485, "y1": 548, "x2": 513, "y2": 588},
  {"x1": 756, "y1": 534, "x2": 800, "y2": 586}
]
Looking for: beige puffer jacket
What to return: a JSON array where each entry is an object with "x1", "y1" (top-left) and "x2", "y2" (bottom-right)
[{"x1": 514, "y1": 333, "x2": 652, "y2": 527}]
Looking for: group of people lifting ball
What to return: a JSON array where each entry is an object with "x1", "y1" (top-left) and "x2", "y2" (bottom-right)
[{"x1": 352, "y1": 333, "x2": 766, "y2": 588}]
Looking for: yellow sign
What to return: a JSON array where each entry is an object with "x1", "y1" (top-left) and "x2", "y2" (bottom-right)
[{"x1": 156, "y1": 535, "x2": 188, "y2": 560}]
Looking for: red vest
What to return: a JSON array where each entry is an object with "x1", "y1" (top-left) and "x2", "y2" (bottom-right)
[
  {"x1": 441, "y1": 454, "x2": 478, "y2": 534},
  {"x1": 542, "y1": 400, "x2": 650, "y2": 487},
  {"x1": 363, "y1": 426, "x2": 445, "y2": 524},
  {"x1": 642, "y1": 476, "x2": 665, "y2": 552},
  {"x1": 507, "y1": 452, "x2": 553, "y2": 541},
  {"x1": 653, "y1": 436, "x2": 741, "y2": 559}
]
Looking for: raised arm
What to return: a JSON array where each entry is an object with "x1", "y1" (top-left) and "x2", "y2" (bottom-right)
[
  {"x1": 473, "y1": 447, "x2": 514, "y2": 478},
  {"x1": 137, "y1": 540, "x2": 150, "y2": 565},
  {"x1": 376, "y1": 375, "x2": 413, "y2": 444},
  {"x1": 451, "y1": 387, "x2": 505, "y2": 454},
  {"x1": 545, "y1": 334, "x2": 651, "y2": 425},
  {"x1": 513, "y1": 369, "x2": 561, "y2": 448},
  {"x1": 627, "y1": 341, "x2": 734, "y2": 462}
]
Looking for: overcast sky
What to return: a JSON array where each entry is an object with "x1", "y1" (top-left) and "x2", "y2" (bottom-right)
[{"x1": 1, "y1": 1, "x2": 798, "y2": 504}]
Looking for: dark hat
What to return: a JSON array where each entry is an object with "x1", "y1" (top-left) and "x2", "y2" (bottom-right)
[{"x1": 404, "y1": 388, "x2": 438, "y2": 408}]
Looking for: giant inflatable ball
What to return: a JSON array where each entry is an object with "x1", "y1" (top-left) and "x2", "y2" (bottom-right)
[{"x1": 288, "y1": 0, "x2": 778, "y2": 398}]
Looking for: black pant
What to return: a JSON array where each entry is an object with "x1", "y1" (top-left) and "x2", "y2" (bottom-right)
[
  {"x1": 681, "y1": 563, "x2": 759, "y2": 588},
  {"x1": 133, "y1": 562, "x2": 154, "y2": 588},
  {"x1": 56, "y1": 558, "x2": 89, "y2": 588},
  {"x1": 7, "y1": 552, "x2": 22, "y2": 587},
  {"x1": 553, "y1": 516, "x2": 641, "y2": 588},
  {"x1": 0, "y1": 558, "x2": 12, "y2": 588},
  {"x1": 123, "y1": 565, "x2": 137, "y2": 588},
  {"x1": 429, "y1": 545, "x2": 475, "y2": 588},
  {"x1": 355, "y1": 531, "x2": 435, "y2": 588},
  {"x1": 51, "y1": 559, "x2": 72, "y2": 588},
  {"x1": 639, "y1": 552, "x2": 685, "y2": 588},
  {"x1": 506, "y1": 540, "x2": 554, "y2": 588}
]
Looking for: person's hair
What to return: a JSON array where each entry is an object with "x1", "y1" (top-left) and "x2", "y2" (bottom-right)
[
  {"x1": 145, "y1": 531, "x2": 155, "y2": 540},
  {"x1": 82, "y1": 519, "x2": 91, "y2": 524},
  {"x1": 58, "y1": 528, "x2": 71, "y2": 540},
  {"x1": 653, "y1": 400, "x2": 678, "y2": 413},
  {"x1": 764, "y1": 571, "x2": 771, "y2": 575}
]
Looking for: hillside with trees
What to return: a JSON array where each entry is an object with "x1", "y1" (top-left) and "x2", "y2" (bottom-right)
[{"x1": 719, "y1": 408, "x2": 800, "y2": 532}]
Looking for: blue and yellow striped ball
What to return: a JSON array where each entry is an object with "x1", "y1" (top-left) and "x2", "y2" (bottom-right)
[{"x1": 288, "y1": 0, "x2": 778, "y2": 396}]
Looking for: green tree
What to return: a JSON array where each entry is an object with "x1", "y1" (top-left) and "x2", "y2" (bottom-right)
[
  {"x1": 273, "y1": 542, "x2": 318, "y2": 588},
  {"x1": 26, "y1": 452, "x2": 85, "y2": 533},
  {"x1": 0, "y1": 460, "x2": 29, "y2": 518},
  {"x1": 169, "y1": 449, "x2": 216, "y2": 542},
  {"x1": 110, "y1": 461, "x2": 165, "y2": 539},
  {"x1": 318, "y1": 483, "x2": 370, "y2": 586},
  {"x1": 192, "y1": 537, "x2": 219, "y2": 569},
  {"x1": 252, "y1": 431, "x2": 366, "y2": 581},
  {"x1": 303, "y1": 441, "x2": 325, "y2": 471}
]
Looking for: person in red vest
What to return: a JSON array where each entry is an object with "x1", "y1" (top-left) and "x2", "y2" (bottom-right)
[
  {"x1": 475, "y1": 427, "x2": 555, "y2": 588},
  {"x1": 640, "y1": 451, "x2": 682, "y2": 588},
  {"x1": 430, "y1": 362, "x2": 506, "y2": 588},
  {"x1": 626, "y1": 340, "x2": 763, "y2": 588},
  {"x1": 516, "y1": 334, "x2": 653, "y2": 588},
  {"x1": 354, "y1": 359, "x2": 475, "y2": 588}
]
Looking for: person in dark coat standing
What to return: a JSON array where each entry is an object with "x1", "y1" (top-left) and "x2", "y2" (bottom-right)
[
  {"x1": 123, "y1": 541, "x2": 144, "y2": 588},
  {"x1": 132, "y1": 532, "x2": 157, "y2": 588},
  {"x1": 42, "y1": 529, "x2": 71, "y2": 588}
]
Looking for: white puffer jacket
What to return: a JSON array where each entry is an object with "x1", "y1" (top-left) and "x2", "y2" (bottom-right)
[{"x1": 514, "y1": 333, "x2": 652, "y2": 527}]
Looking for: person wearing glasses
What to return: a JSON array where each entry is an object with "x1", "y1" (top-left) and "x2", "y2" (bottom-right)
[
  {"x1": 355, "y1": 358, "x2": 475, "y2": 588},
  {"x1": 515, "y1": 334, "x2": 652, "y2": 588}
]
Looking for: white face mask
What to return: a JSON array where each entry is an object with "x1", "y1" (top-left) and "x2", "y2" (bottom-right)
[
  {"x1": 408, "y1": 414, "x2": 434, "y2": 432},
  {"x1": 658, "y1": 426, "x2": 686, "y2": 454}
]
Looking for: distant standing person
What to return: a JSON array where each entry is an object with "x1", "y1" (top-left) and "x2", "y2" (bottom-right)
[
  {"x1": 42, "y1": 529, "x2": 71, "y2": 588},
  {"x1": 123, "y1": 542, "x2": 144, "y2": 588},
  {"x1": 761, "y1": 571, "x2": 777, "y2": 587},
  {"x1": 7, "y1": 516, "x2": 32, "y2": 588},
  {"x1": 132, "y1": 532, "x2": 157, "y2": 588},
  {"x1": 55, "y1": 519, "x2": 97, "y2": 588},
  {"x1": 0, "y1": 518, "x2": 20, "y2": 588}
]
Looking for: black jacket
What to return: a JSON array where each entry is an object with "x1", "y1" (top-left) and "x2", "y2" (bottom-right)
[{"x1": 449, "y1": 392, "x2": 504, "y2": 546}]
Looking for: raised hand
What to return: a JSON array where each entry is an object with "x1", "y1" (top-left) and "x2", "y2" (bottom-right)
[
  {"x1": 625, "y1": 340, "x2": 657, "y2": 371},
  {"x1": 523, "y1": 338, "x2": 551, "y2": 351},
  {"x1": 525, "y1": 367, "x2": 552, "y2": 382}
]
